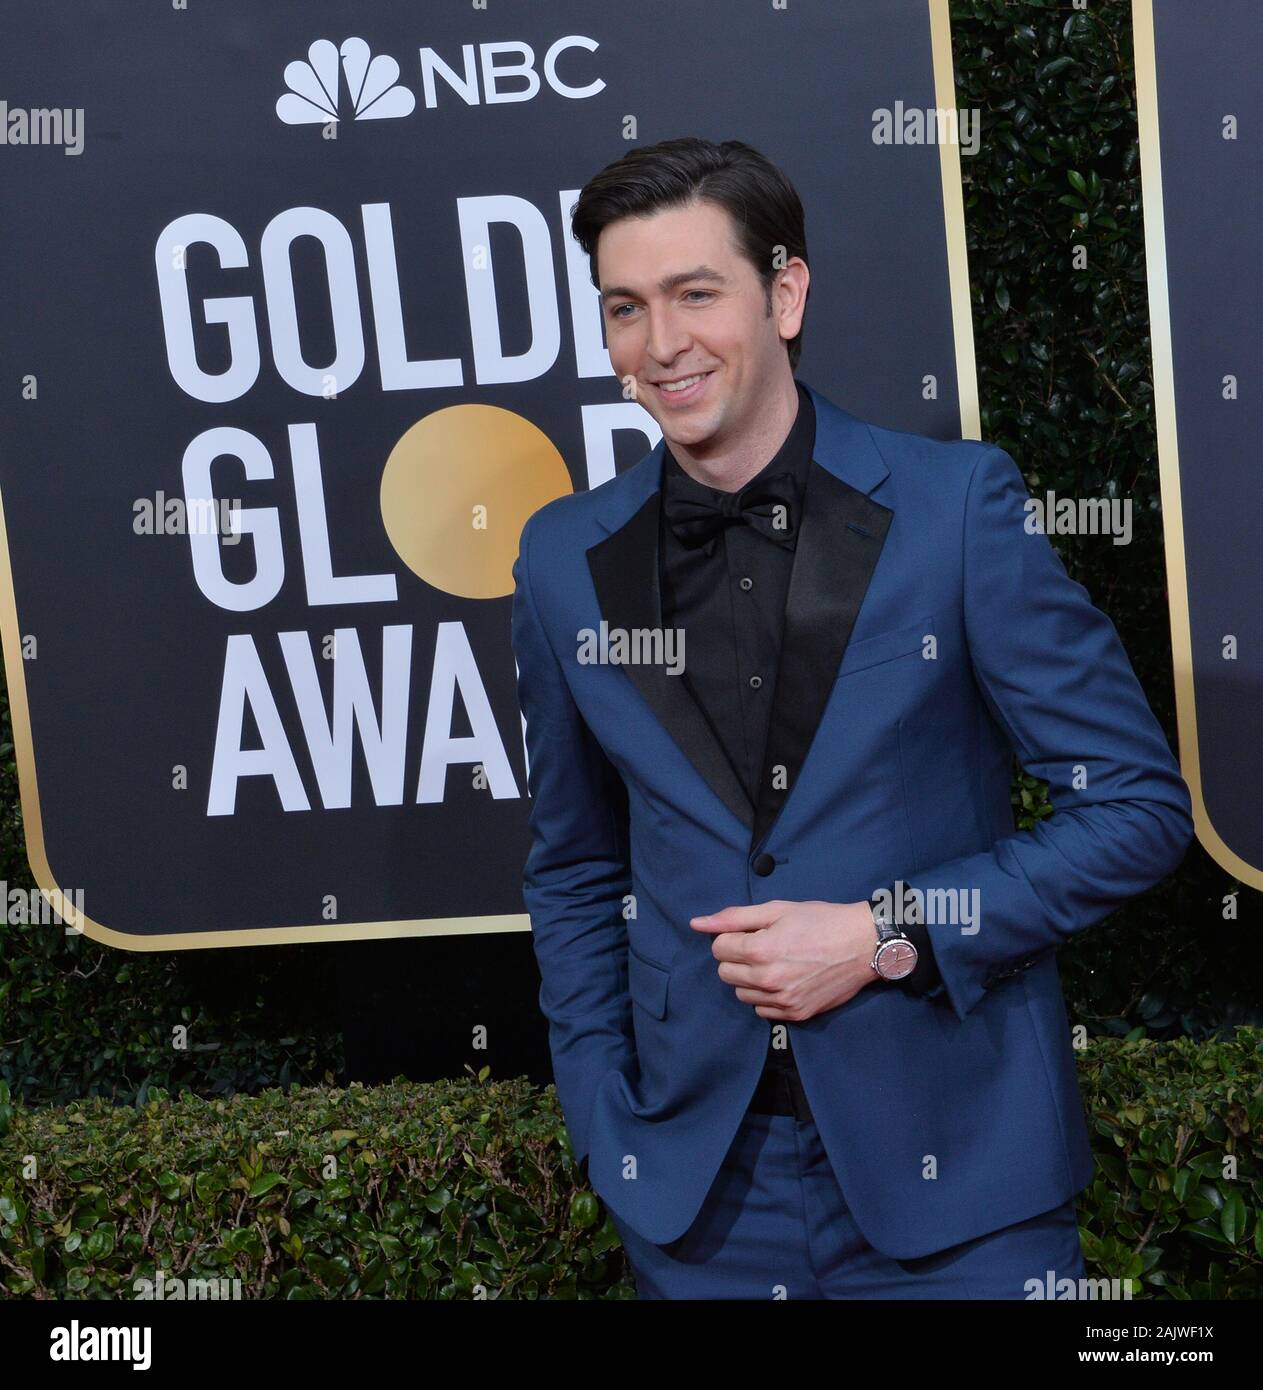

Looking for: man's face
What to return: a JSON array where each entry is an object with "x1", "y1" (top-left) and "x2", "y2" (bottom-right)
[{"x1": 596, "y1": 199, "x2": 806, "y2": 461}]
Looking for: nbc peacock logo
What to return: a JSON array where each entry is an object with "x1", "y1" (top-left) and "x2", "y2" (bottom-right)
[{"x1": 276, "y1": 38, "x2": 416, "y2": 125}]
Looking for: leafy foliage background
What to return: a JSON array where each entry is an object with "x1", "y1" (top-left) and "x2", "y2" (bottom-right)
[{"x1": 953, "y1": 0, "x2": 1260, "y2": 1041}]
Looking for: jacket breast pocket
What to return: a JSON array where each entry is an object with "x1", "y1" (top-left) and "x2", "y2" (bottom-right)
[
  {"x1": 834, "y1": 615, "x2": 934, "y2": 681},
  {"x1": 627, "y1": 943, "x2": 670, "y2": 1019}
]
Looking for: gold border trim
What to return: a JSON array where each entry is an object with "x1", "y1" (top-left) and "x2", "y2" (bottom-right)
[
  {"x1": 1133, "y1": 0, "x2": 1258, "y2": 885},
  {"x1": 0, "y1": 4, "x2": 983, "y2": 950},
  {"x1": 930, "y1": 0, "x2": 982, "y2": 440}
]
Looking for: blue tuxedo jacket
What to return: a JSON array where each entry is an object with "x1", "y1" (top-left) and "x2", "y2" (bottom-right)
[{"x1": 510, "y1": 379, "x2": 1194, "y2": 1258}]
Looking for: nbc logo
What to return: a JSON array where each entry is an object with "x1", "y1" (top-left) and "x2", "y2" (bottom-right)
[{"x1": 276, "y1": 38, "x2": 415, "y2": 125}]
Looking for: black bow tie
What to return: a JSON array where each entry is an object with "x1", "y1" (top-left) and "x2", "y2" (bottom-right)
[{"x1": 662, "y1": 468, "x2": 798, "y2": 551}]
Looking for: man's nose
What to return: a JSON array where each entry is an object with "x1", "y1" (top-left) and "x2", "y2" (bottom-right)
[{"x1": 645, "y1": 306, "x2": 691, "y2": 370}]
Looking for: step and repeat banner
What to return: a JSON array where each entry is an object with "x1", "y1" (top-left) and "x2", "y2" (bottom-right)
[
  {"x1": 1135, "y1": 0, "x2": 1263, "y2": 888},
  {"x1": 0, "y1": 0, "x2": 975, "y2": 950}
]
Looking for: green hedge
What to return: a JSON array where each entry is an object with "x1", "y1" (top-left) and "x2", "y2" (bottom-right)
[
  {"x1": 2, "y1": 1032, "x2": 1260, "y2": 1300},
  {"x1": 0, "y1": 1070, "x2": 632, "y2": 1300},
  {"x1": 1077, "y1": 1030, "x2": 1263, "y2": 1299}
]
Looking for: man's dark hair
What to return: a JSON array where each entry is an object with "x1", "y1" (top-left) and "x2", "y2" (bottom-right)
[{"x1": 570, "y1": 136, "x2": 809, "y2": 372}]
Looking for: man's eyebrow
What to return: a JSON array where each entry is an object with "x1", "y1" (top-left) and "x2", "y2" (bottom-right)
[{"x1": 600, "y1": 266, "x2": 728, "y2": 302}]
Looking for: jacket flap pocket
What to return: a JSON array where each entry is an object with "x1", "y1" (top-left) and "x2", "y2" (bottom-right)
[
  {"x1": 627, "y1": 945, "x2": 670, "y2": 1019},
  {"x1": 835, "y1": 615, "x2": 934, "y2": 680}
]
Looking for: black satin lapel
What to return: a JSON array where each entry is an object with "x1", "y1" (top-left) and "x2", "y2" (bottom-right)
[
  {"x1": 586, "y1": 493, "x2": 756, "y2": 832},
  {"x1": 751, "y1": 461, "x2": 893, "y2": 853}
]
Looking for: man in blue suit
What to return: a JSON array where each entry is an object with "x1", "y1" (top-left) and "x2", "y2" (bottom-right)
[{"x1": 510, "y1": 137, "x2": 1194, "y2": 1299}]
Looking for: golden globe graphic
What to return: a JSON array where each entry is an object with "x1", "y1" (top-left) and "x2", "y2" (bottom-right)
[{"x1": 380, "y1": 406, "x2": 572, "y2": 600}]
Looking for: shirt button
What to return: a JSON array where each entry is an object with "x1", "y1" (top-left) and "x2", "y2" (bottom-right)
[
  {"x1": 739, "y1": 576, "x2": 753, "y2": 591},
  {"x1": 749, "y1": 675, "x2": 762, "y2": 689}
]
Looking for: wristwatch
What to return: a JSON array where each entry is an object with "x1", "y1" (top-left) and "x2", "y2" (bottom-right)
[{"x1": 868, "y1": 893, "x2": 918, "y2": 981}]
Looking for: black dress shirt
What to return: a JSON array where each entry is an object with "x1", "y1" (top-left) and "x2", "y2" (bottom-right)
[{"x1": 657, "y1": 381, "x2": 941, "y2": 1088}]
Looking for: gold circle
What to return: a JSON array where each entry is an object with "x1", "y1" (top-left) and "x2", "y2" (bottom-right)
[{"x1": 380, "y1": 405, "x2": 573, "y2": 599}]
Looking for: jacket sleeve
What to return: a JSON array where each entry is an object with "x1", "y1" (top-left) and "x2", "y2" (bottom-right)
[
  {"x1": 511, "y1": 511, "x2": 637, "y2": 1169},
  {"x1": 908, "y1": 445, "x2": 1194, "y2": 1023}
]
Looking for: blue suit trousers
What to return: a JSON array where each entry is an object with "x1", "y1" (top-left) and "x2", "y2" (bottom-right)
[{"x1": 608, "y1": 1108, "x2": 1087, "y2": 1300}]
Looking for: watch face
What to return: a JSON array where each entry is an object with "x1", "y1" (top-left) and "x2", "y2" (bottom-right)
[{"x1": 877, "y1": 939, "x2": 917, "y2": 980}]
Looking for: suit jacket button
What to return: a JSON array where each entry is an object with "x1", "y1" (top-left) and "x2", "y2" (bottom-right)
[{"x1": 752, "y1": 853, "x2": 775, "y2": 877}]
